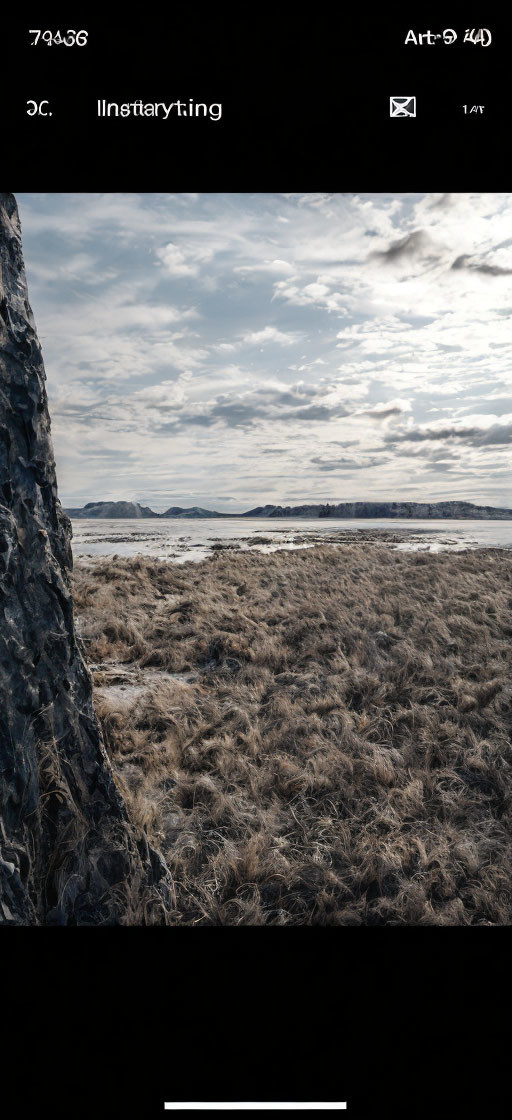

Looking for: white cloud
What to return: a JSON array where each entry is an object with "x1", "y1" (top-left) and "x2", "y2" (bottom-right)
[
  {"x1": 16, "y1": 191, "x2": 512, "y2": 510},
  {"x1": 156, "y1": 242, "x2": 199, "y2": 276},
  {"x1": 235, "y1": 259, "x2": 295, "y2": 275},
  {"x1": 242, "y1": 325, "x2": 301, "y2": 346}
]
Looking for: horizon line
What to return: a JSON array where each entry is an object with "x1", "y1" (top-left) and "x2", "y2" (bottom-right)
[{"x1": 62, "y1": 497, "x2": 512, "y2": 512}]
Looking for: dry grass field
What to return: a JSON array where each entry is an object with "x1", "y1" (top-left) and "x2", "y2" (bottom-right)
[{"x1": 72, "y1": 543, "x2": 512, "y2": 924}]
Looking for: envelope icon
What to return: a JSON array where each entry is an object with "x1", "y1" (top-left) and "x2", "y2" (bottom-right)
[{"x1": 390, "y1": 96, "x2": 416, "y2": 117}]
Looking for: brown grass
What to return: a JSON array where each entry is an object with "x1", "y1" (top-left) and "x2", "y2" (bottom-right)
[{"x1": 72, "y1": 544, "x2": 512, "y2": 925}]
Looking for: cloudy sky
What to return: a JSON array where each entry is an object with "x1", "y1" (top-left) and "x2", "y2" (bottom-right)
[{"x1": 17, "y1": 192, "x2": 512, "y2": 512}]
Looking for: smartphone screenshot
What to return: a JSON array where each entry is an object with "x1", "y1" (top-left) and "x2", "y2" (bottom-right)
[{"x1": 1, "y1": 12, "x2": 510, "y2": 1118}]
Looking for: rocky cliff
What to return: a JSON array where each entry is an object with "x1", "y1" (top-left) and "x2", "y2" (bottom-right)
[{"x1": 0, "y1": 193, "x2": 172, "y2": 924}]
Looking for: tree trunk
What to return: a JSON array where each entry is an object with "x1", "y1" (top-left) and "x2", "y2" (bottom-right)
[{"x1": 0, "y1": 192, "x2": 172, "y2": 924}]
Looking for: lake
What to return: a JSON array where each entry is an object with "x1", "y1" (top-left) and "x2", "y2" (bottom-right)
[{"x1": 70, "y1": 517, "x2": 512, "y2": 564}]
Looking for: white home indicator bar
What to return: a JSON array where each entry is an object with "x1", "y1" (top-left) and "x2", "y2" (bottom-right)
[{"x1": 164, "y1": 1105, "x2": 347, "y2": 1111}]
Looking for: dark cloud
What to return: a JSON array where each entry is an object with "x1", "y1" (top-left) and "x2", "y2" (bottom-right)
[
  {"x1": 371, "y1": 229, "x2": 439, "y2": 265},
  {"x1": 423, "y1": 461, "x2": 461, "y2": 473},
  {"x1": 451, "y1": 254, "x2": 512, "y2": 277},
  {"x1": 282, "y1": 404, "x2": 350, "y2": 422},
  {"x1": 389, "y1": 446, "x2": 462, "y2": 462},
  {"x1": 386, "y1": 423, "x2": 512, "y2": 448},
  {"x1": 311, "y1": 455, "x2": 384, "y2": 471},
  {"x1": 85, "y1": 449, "x2": 137, "y2": 460},
  {"x1": 152, "y1": 385, "x2": 353, "y2": 432},
  {"x1": 357, "y1": 405, "x2": 406, "y2": 419},
  {"x1": 427, "y1": 194, "x2": 453, "y2": 210},
  {"x1": 385, "y1": 445, "x2": 462, "y2": 465}
]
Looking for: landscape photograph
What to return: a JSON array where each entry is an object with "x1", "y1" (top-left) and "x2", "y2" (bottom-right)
[{"x1": 1, "y1": 190, "x2": 511, "y2": 924}]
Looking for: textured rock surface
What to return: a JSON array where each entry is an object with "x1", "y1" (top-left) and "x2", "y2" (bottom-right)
[{"x1": 0, "y1": 193, "x2": 172, "y2": 924}]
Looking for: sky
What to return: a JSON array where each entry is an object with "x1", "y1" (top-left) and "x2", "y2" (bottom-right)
[{"x1": 17, "y1": 192, "x2": 512, "y2": 512}]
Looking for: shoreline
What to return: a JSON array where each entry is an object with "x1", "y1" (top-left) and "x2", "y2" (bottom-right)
[{"x1": 71, "y1": 522, "x2": 512, "y2": 564}]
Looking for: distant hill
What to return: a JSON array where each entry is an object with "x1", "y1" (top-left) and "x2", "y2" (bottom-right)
[
  {"x1": 243, "y1": 500, "x2": 512, "y2": 519},
  {"x1": 65, "y1": 501, "x2": 224, "y2": 520},
  {"x1": 161, "y1": 506, "x2": 223, "y2": 519},
  {"x1": 65, "y1": 501, "x2": 155, "y2": 519},
  {"x1": 65, "y1": 499, "x2": 512, "y2": 520}
]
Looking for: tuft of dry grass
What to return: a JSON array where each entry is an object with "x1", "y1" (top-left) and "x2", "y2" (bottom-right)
[{"x1": 72, "y1": 544, "x2": 512, "y2": 925}]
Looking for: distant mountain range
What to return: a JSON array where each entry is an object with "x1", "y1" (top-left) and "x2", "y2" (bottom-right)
[
  {"x1": 65, "y1": 500, "x2": 512, "y2": 520},
  {"x1": 64, "y1": 501, "x2": 222, "y2": 519}
]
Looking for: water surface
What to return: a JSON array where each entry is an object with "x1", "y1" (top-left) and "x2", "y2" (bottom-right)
[{"x1": 71, "y1": 517, "x2": 512, "y2": 563}]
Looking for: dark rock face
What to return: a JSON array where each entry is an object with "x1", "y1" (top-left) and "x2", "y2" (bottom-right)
[{"x1": 0, "y1": 193, "x2": 172, "y2": 924}]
